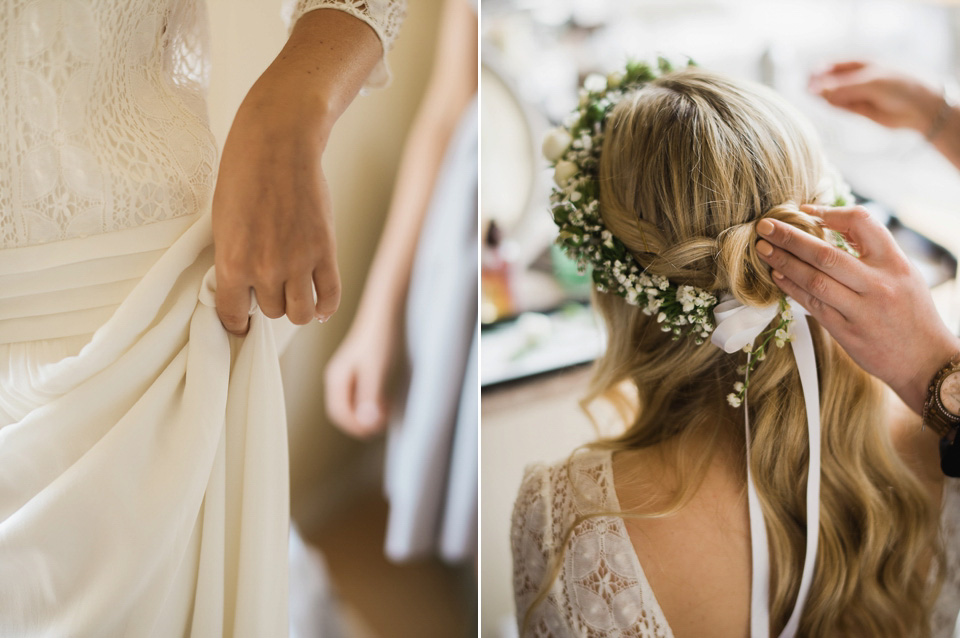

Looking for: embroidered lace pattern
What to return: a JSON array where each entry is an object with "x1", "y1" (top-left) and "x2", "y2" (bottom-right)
[
  {"x1": 511, "y1": 450, "x2": 674, "y2": 638},
  {"x1": 511, "y1": 449, "x2": 960, "y2": 638},
  {"x1": 0, "y1": 0, "x2": 402, "y2": 250},
  {"x1": 281, "y1": 0, "x2": 405, "y2": 89}
]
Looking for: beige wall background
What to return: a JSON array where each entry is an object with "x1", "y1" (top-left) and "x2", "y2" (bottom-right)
[{"x1": 205, "y1": 0, "x2": 444, "y2": 531}]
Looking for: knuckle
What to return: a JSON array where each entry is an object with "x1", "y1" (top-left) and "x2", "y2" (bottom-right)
[
  {"x1": 808, "y1": 272, "x2": 829, "y2": 296},
  {"x1": 807, "y1": 293, "x2": 827, "y2": 313},
  {"x1": 776, "y1": 226, "x2": 794, "y2": 249},
  {"x1": 850, "y1": 205, "x2": 871, "y2": 220},
  {"x1": 815, "y1": 243, "x2": 840, "y2": 270}
]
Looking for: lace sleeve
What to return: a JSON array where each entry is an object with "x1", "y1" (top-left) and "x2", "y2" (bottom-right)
[
  {"x1": 279, "y1": 0, "x2": 406, "y2": 90},
  {"x1": 511, "y1": 464, "x2": 573, "y2": 638}
]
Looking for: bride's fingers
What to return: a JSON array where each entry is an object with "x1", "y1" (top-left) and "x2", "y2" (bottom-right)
[
  {"x1": 255, "y1": 278, "x2": 286, "y2": 320},
  {"x1": 215, "y1": 273, "x2": 251, "y2": 336},
  {"x1": 313, "y1": 262, "x2": 341, "y2": 323},
  {"x1": 284, "y1": 276, "x2": 316, "y2": 325}
]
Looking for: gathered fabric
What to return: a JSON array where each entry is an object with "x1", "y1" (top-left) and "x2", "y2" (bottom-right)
[{"x1": 0, "y1": 213, "x2": 291, "y2": 636}]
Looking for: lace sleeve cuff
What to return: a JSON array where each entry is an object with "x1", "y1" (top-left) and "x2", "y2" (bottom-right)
[{"x1": 279, "y1": 0, "x2": 406, "y2": 90}]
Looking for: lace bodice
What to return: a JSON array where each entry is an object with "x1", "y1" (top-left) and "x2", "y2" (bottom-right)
[
  {"x1": 511, "y1": 449, "x2": 960, "y2": 638},
  {"x1": 0, "y1": 0, "x2": 403, "y2": 250}
]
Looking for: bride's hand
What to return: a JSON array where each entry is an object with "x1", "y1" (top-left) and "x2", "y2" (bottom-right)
[
  {"x1": 212, "y1": 73, "x2": 340, "y2": 335},
  {"x1": 211, "y1": 9, "x2": 381, "y2": 335}
]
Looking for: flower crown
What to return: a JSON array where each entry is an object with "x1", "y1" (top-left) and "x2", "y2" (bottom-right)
[{"x1": 544, "y1": 58, "x2": 852, "y2": 406}]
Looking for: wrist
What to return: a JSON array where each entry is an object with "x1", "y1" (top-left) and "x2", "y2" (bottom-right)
[
  {"x1": 901, "y1": 334, "x2": 960, "y2": 414},
  {"x1": 913, "y1": 84, "x2": 945, "y2": 135},
  {"x1": 243, "y1": 69, "x2": 337, "y2": 146}
]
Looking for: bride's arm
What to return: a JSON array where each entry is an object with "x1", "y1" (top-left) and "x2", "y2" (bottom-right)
[{"x1": 211, "y1": 9, "x2": 384, "y2": 335}]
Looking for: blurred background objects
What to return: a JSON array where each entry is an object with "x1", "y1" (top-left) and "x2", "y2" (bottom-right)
[{"x1": 480, "y1": 1, "x2": 960, "y2": 636}]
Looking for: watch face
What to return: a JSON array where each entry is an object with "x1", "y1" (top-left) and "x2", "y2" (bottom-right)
[{"x1": 941, "y1": 370, "x2": 960, "y2": 416}]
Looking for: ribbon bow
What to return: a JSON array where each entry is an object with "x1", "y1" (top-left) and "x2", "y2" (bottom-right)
[{"x1": 711, "y1": 295, "x2": 821, "y2": 638}]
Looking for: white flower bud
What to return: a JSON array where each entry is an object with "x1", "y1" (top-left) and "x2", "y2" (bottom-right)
[
  {"x1": 584, "y1": 73, "x2": 607, "y2": 93},
  {"x1": 657, "y1": 312, "x2": 667, "y2": 323},
  {"x1": 733, "y1": 382, "x2": 744, "y2": 393},
  {"x1": 727, "y1": 393, "x2": 742, "y2": 408},
  {"x1": 542, "y1": 128, "x2": 573, "y2": 162},
  {"x1": 553, "y1": 160, "x2": 579, "y2": 187}
]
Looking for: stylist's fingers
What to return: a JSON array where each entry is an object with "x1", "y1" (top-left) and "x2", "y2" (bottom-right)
[
  {"x1": 757, "y1": 238, "x2": 860, "y2": 318},
  {"x1": 800, "y1": 204, "x2": 897, "y2": 259},
  {"x1": 756, "y1": 216, "x2": 870, "y2": 291},
  {"x1": 768, "y1": 269, "x2": 850, "y2": 338},
  {"x1": 826, "y1": 60, "x2": 867, "y2": 75}
]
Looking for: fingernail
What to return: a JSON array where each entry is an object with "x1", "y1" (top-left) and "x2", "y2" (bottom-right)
[
  {"x1": 772, "y1": 270, "x2": 784, "y2": 280},
  {"x1": 357, "y1": 401, "x2": 381, "y2": 426},
  {"x1": 316, "y1": 313, "x2": 330, "y2": 324},
  {"x1": 756, "y1": 240, "x2": 773, "y2": 257},
  {"x1": 756, "y1": 219, "x2": 774, "y2": 236},
  {"x1": 799, "y1": 204, "x2": 821, "y2": 213}
]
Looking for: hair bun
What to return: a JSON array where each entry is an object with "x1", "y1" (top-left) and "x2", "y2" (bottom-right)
[{"x1": 716, "y1": 201, "x2": 824, "y2": 306}]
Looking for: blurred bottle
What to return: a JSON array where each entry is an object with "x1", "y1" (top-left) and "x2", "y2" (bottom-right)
[{"x1": 481, "y1": 220, "x2": 515, "y2": 323}]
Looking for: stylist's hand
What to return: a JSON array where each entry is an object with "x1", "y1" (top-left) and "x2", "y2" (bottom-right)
[
  {"x1": 211, "y1": 71, "x2": 340, "y2": 336},
  {"x1": 810, "y1": 61, "x2": 942, "y2": 133},
  {"x1": 755, "y1": 204, "x2": 960, "y2": 413}
]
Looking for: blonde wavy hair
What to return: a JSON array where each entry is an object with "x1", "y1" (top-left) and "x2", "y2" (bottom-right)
[{"x1": 525, "y1": 68, "x2": 942, "y2": 636}]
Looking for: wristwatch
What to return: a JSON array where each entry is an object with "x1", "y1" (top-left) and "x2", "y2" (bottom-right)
[{"x1": 924, "y1": 353, "x2": 960, "y2": 476}]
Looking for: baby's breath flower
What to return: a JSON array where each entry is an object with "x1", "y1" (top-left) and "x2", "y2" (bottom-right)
[
  {"x1": 733, "y1": 381, "x2": 744, "y2": 393},
  {"x1": 545, "y1": 59, "x2": 816, "y2": 409},
  {"x1": 742, "y1": 343, "x2": 753, "y2": 354},
  {"x1": 727, "y1": 394, "x2": 742, "y2": 408}
]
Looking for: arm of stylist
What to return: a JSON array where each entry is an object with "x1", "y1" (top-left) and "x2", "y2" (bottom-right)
[
  {"x1": 811, "y1": 60, "x2": 960, "y2": 170},
  {"x1": 754, "y1": 204, "x2": 960, "y2": 415}
]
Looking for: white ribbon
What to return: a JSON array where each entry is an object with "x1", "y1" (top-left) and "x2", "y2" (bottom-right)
[{"x1": 711, "y1": 295, "x2": 821, "y2": 638}]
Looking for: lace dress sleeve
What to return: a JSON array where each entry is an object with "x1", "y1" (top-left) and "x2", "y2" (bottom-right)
[
  {"x1": 511, "y1": 464, "x2": 574, "y2": 637},
  {"x1": 279, "y1": 0, "x2": 406, "y2": 90}
]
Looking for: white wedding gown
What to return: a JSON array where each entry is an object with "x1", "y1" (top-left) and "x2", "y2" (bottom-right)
[
  {"x1": 512, "y1": 449, "x2": 960, "y2": 637},
  {"x1": 0, "y1": 1, "x2": 402, "y2": 636}
]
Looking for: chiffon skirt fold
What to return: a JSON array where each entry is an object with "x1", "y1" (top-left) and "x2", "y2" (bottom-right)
[{"x1": 0, "y1": 212, "x2": 289, "y2": 637}]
